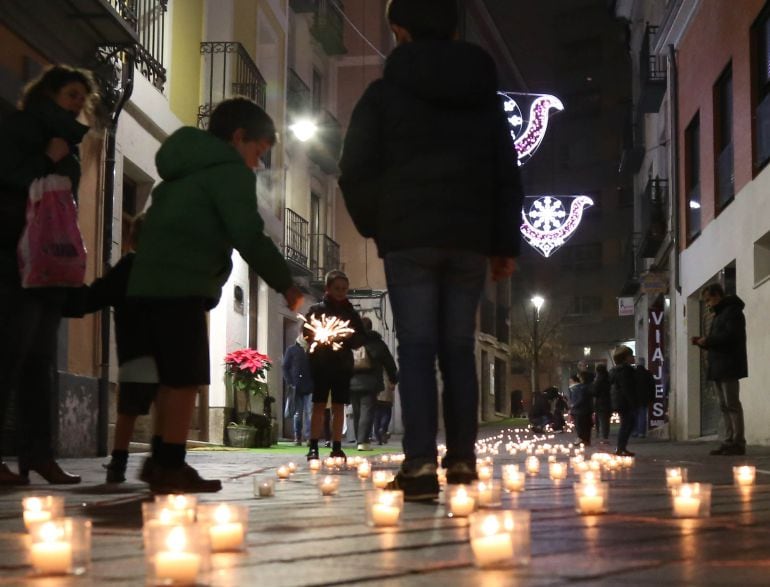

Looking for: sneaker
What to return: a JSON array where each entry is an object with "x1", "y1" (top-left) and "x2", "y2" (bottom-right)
[
  {"x1": 709, "y1": 446, "x2": 727, "y2": 456},
  {"x1": 357, "y1": 443, "x2": 372, "y2": 451},
  {"x1": 614, "y1": 449, "x2": 635, "y2": 457},
  {"x1": 324, "y1": 441, "x2": 332, "y2": 448},
  {"x1": 138, "y1": 457, "x2": 157, "y2": 484},
  {"x1": 102, "y1": 458, "x2": 127, "y2": 483},
  {"x1": 387, "y1": 464, "x2": 439, "y2": 502},
  {"x1": 306, "y1": 448, "x2": 320, "y2": 461},
  {"x1": 446, "y1": 461, "x2": 478, "y2": 485},
  {"x1": 149, "y1": 463, "x2": 222, "y2": 493},
  {"x1": 330, "y1": 448, "x2": 347, "y2": 461},
  {"x1": 294, "y1": 440, "x2": 302, "y2": 447}
]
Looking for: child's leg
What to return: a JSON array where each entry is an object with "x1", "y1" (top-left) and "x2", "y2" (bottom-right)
[
  {"x1": 113, "y1": 413, "x2": 138, "y2": 452},
  {"x1": 156, "y1": 385, "x2": 197, "y2": 465},
  {"x1": 310, "y1": 402, "x2": 326, "y2": 440},
  {"x1": 330, "y1": 403, "x2": 345, "y2": 442}
]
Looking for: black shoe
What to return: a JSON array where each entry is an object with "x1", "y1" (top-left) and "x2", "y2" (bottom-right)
[
  {"x1": 446, "y1": 461, "x2": 478, "y2": 485},
  {"x1": 324, "y1": 441, "x2": 332, "y2": 448},
  {"x1": 19, "y1": 459, "x2": 81, "y2": 485},
  {"x1": 330, "y1": 448, "x2": 347, "y2": 461},
  {"x1": 102, "y1": 458, "x2": 127, "y2": 483},
  {"x1": 149, "y1": 463, "x2": 222, "y2": 493},
  {"x1": 709, "y1": 447, "x2": 727, "y2": 455},
  {"x1": 721, "y1": 444, "x2": 746, "y2": 456},
  {"x1": 0, "y1": 462, "x2": 29, "y2": 486},
  {"x1": 614, "y1": 449, "x2": 635, "y2": 457},
  {"x1": 139, "y1": 457, "x2": 157, "y2": 484},
  {"x1": 387, "y1": 464, "x2": 439, "y2": 502},
  {"x1": 306, "y1": 448, "x2": 319, "y2": 461}
]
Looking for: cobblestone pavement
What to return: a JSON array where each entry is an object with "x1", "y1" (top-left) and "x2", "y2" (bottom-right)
[{"x1": 1, "y1": 429, "x2": 769, "y2": 586}]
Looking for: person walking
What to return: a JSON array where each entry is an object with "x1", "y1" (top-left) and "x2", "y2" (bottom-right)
[
  {"x1": 349, "y1": 317, "x2": 398, "y2": 451},
  {"x1": 282, "y1": 335, "x2": 314, "y2": 446},
  {"x1": 632, "y1": 357, "x2": 655, "y2": 438},
  {"x1": 609, "y1": 345, "x2": 638, "y2": 457},
  {"x1": 339, "y1": 0, "x2": 524, "y2": 500},
  {"x1": 0, "y1": 65, "x2": 97, "y2": 485},
  {"x1": 568, "y1": 373, "x2": 593, "y2": 447},
  {"x1": 373, "y1": 376, "x2": 397, "y2": 445},
  {"x1": 692, "y1": 283, "x2": 748, "y2": 455},
  {"x1": 592, "y1": 363, "x2": 612, "y2": 445}
]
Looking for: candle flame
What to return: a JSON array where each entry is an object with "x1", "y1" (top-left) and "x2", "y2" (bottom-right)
[
  {"x1": 39, "y1": 521, "x2": 62, "y2": 543},
  {"x1": 214, "y1": 504, "x2": 231, "y2": 524},
  {"x1": 379, "y1": 492, "x2": 395, "y2": 507},
  {"x1": 159, "y1": 508, "x2": 172, "y2": 524},
  {"x1": 456, "y1": 485, "x2": 468, "y2": 499},
  {"x1": 584, "y1": 484, "x2": 598, "y2": 498},
  {"x1": 166, "y1": 526, "x2": 187, "y2": 552},
  {"x1": 300, "y1": 313, "x2": 355, "y2": 353},
  {"x1": 680, "y1": 485, "x2": 693, "y2": 499},
  {"x1": 481, "y1": 515, "x2": 501, "y2": 536},
  {"x1": 26, "y1": 497, "x2": 43, "y2": 512}
]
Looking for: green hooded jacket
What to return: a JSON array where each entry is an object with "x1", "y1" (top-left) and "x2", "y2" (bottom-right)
[{"x1": 127, "y1": 126, "x2": 293, "y2": 303}]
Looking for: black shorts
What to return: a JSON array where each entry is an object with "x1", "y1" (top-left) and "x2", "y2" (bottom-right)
[
  {"x1": 139, "y1": 298, "x2": 210, "y2": 387},
  {"x1": 311, "y1": 365, "x2": 352, "y2": 405},
  {"x1": 117, "y1": 382, "x2": 159, "y2": 416}
]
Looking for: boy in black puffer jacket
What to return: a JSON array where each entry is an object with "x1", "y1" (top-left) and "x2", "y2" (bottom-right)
[{"x1": 304, "y1": 271, "x2": 366, "y2": 461}]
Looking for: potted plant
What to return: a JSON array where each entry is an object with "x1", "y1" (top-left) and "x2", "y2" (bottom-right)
[{"x1": 224, "y1": 348, "x2": 274, "y2": 447}]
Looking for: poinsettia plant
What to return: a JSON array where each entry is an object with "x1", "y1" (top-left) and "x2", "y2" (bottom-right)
[{"x1": 224, "y1": 348, "x2": 272, "y2": 397}]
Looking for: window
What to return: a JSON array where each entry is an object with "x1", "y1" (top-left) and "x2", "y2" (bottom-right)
[
  {"x1": 685, "y1": 113, "x2": 701, "y2": 241},
  {"x1": 560, "y1": 243, "x2": 603, "y2": 270},
  {"x1": 753, "y1": 4, "x2": 770, "y2": 169},
  {"x1": 714, "y1": 64, "x2": 734, "y2": 209},
  {"x1": 569, "y1": 296, "x2": 602, "y2": 315},
  {"x1": 312, "y1": 68, "x2": 323, "y2": 113}
]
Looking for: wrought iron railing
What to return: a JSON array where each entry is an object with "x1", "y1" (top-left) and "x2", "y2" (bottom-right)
[
  {"x1": 198, "y1": 42, "x2": 267, "y2": 129},
  {"x1": 639, "y1": 24, "x2": 666, "y2": 113},
  {"x1": 309, "y1": 233, "x2": 340, "y2": 282},
  {"x1": 311, "y1": 0, "x2": 346, "y2": 56},
  {"x1": 287, "y1": 68, "x2": 312, "y2": 118},
  {"x1": 107, "y1": 0, "x2": 167, "y2": 90},
  {"x1": 639, "y1": 177, "x2": 669, "y2": 258},
  {"x1": 285, "y1": 208, "x2": 310, "y2": 269},
  {"x1": 480, "y1": 298, "x2": 495, "y2": 336}
]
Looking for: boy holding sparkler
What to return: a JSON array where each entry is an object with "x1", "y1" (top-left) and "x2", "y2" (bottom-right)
[
  {"x1": 339, "y1": 0, "x2": 523, "y2": 500},
  {"x1": 304, "y1": 270, "x2": 366, "y2": 461}
]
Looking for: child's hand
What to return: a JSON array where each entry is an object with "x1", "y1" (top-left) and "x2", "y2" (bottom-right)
[{"x1": 283, "y1": 285, "x2": 304, "y2": 312}]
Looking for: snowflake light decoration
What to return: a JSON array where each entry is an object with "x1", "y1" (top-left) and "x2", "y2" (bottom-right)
[
  {"x1": 520, "y1": 195, "x2": 594, "y2": 257},
  {"x1": 499, "y1": 92, "x2": 564, "y2": 166}
]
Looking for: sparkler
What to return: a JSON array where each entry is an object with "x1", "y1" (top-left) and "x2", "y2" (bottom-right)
[{"x1": 299, "y1": 313, "x2": 355, "y2": 353}]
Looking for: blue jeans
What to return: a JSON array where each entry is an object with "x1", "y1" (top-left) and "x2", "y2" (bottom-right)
[
  {"x1": 617, "y1": 409, "x2": 635, "y2": 452},
  {"x1": 384, "y1": 248, "x2": 486, "y2": 472},
  {"x1": 292, "y1": 393, "x2": 313, "y2": 441},
  {"x1": 634, "y1": 405, "x2": 648, "y2": 437}
]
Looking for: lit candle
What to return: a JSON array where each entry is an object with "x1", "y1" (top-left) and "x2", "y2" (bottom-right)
[
  {"x1": 371, "y1": 492, "x2": 401, "y2": 526},
  {"x1": 449, "y1": 485, "x2": 476, "y2": 517},
  {"x1": 257, "y1": 479, "x2": 274, "y2": 497},
  {"x1": 334, "y1": 457, "x2": 345, "y2": 469},
  {"x1": 525, "y1": 456, "x2": 540, "y2": 475},
  {"x1": 324, "y1": 457, "x2": 335, "y2": 471},
  {"x1": 477, "y1": 465, "x2": 493, "y2": 482},
  {"x1": 29, "y1": 522, "x2": 72, "y2": 575},
  {"x1": 154, "y1": 527, "x2": 200, "y2": 584},
  {"x1": 372, "y1": 471, "x2": 389, "y2": 489},
  {"x1": 734, "y1": 466, "x2": 756, "y2": 487},
  {"x1": 470, "y1": 515, "x2": 514, "y2": 567},
  {"x1": 666, "y1": 467, "x2": 685, "y2": 488},
  {"x1": 276, "y1": 465, "x2": 290, "y2": 479},
  {"x1": 208, "y1": 505, "x2": 244, "y2": 552},
  {"x1": 503, "y1": 469, "x2": 525, "y2": 492},
  {"x1": 577, "y1": 484, "x2": 604, "y2": 514},
  {"x1": 673, "y1": 485, "x2": 701, "y2": 517},
  {"x1": 549, "y1": 462, "x2": 567, "y2": 481},
  {"x1": 476, "y1": 482, "x2": 494, "y2": 506},
  {"x1": 357, "y1": 461, "x2": 371, "y2": 480},
  {"x1": 287, "y1": 462, "x2": 297, "y2": 473},
  {"x1": 437, "y1": 468, "x2": 447, "y2": 486},
  {"x1": 319, "y1": 476, "x2": 338, "y2": 496},
  {"x1": 308, "y1": 459, "x2": 321, "y2": 473},
  {"x1": 23, "y1": 497, "x2": 59, "y2": 531}
]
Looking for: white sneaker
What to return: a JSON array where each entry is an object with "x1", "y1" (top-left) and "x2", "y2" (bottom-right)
[{"x1": 357, "y1": 443, "x2": 372, "y2": 451}]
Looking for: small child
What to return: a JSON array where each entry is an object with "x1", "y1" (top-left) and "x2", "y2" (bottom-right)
[
  {"x1": 304, "y1": 270, "x2": 365, "y2": 461},
  {"x1": 609, "y1": 345, "x2": 638, "y2": 457},
  {"x1": 64, "y1": 214, "x2": 159, "y2": 483},
  {"x1": 568, "y1": 373, "x2": 593, "y2": 447}
]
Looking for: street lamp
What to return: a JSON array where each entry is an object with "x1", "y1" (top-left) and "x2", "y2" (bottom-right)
[
  {"x1": 289, "y1": 119, "x2": 318, "y2": 142},
  {"x1": 531, "y1": 295, "x2": 545, "y2": 400},
  {"x1": 583, "y1": 346, "x2": 591, "y2": 358}
]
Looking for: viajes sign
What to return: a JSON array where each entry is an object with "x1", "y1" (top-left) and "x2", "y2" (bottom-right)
[{"x1": 647, "y1": 308, "x2": 668, "y2": 428}]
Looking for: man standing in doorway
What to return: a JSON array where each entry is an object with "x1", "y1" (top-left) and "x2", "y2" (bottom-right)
[{"x1": 692, "y1": 283, "x2": 748, "y2": 456}]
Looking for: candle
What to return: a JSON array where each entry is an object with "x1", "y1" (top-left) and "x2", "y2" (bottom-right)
[
  {"x1": 24, "y1": 509, "x2": 52, "y2": 529},
  {"x1": 357, "y1": 461, "x2": 371, "y2": 480},
  {"x1": 319, "y1": 476, "x2": 338, "y2": 496},
  {"x1": 308, "y1": 459, "x2": 320, "y2": 473},
  {"x1": 577, "y1": 484, "x2": 604, "y2": 514},
  {"x1": 29, "y1": 522, "x2": 72, "y2": 575},
  {"x1": 287, "y1": 462, "x2": 297, "y2": 473},
  {"x1": 323, "y1": 457, "x2": 335, "y2": 471},
  {"x1": 525, "y1": 456, "x2": 540, "y2": 475},
  {"x1": 734, "y1": 466, "x2": 756, "y2": 487},
  {"x1": 549, "y1": 462, "x2": 567, "y2": 481},
  {"x1": 477, "y1": 465, "x2": 493, "y2": 481},
  {"x1": 208, "y1": 505, "x2": 244, "y2": 552},
  {"x1": 155, "y1": 527, "x2": 200, "y2": 584},
  {"x1": 437, "y1": 468, "x2": 447, "y2": 486},
  {"x1": 276, "y1": 465, "x2": 290, "y2": 479},
  {"x1": 503, "y1": 470, "x2": 525, "y2": 492},
  {"x1": 256, "y1": 480, "x2": 274, "y2": 497},
  {"x1": 673, "y1": 485, "x2": 701, "y2": 517},
  {"x1": 23, "y1": 497, "x2": 62, "y2": 531},
  {"x1": 372, "y1": 471, "x2": 389, "y2": 489},
  {"x1": 470, "y1": 515, "x2": 514, "y2": 567},
  {"x1": 476, "y1": 482, "x2": 493, "y2": 506},
  {"x1": 666, "y1": 467, "x2": 685, "y2": 488},
  {"x1": 369, "y1": 492, "x2": 402, "y2": 526},
  {"x1": 449, "y1": 486, "x2": 476, "y2": 517}
]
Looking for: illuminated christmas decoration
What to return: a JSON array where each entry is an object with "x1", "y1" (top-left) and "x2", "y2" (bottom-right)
[
  {"x1": 499, "y1": 92, "x2": 564, "y2": 166},
  {"x1": 520, "y1": 195, "x2": 594, "y2": 257}
]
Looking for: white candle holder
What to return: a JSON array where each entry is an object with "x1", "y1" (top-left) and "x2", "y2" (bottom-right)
[
  {"x1": 145, "y1": 524, "x2": 209, "y2": 586},
  {"x1": 574, "y1": 482, "x2": 608, "y2": 515},
  {"x1": 357, "y1": 461, "x2": 372, "y2": 480},
  {"x1": 318, "y1": 475, "x2": 340, "y2": 496},
  {"x1": 549, "y1": 461, "x2": 568, "y2": 481},
  {"x1": 22, "y1": 496, "x2": 64, "y2": 531},
  {"x1": 372, "y1": 471, "x2": 393, "y2": 490},
  {"x1": 474, "y1": 481, "x2": 502, "y2": 508},
  {"x1": 665, "y1": 467, "x2": 687, "y2": 488},
  {"x1": 502, "y1": 466, "x2": 525, "y2": 492},
  {"x1": 276, "y1": 465, "x2": 291, "y2": 480},
  {"x1": 579, "y1": 470, "x2": 602, "y2": 485},
  {"x1": 196, "y1": 503, "x2": 247, "y2": 552},
  {"x1": 436, "y1": 468, "x2": 447, "y2": 487},
  {"x1": 469, "y1": 510, "x2": 530, "y2": 569},
  {"x1": 142, "y1": 501, "x2": 197, "y2": 551},
  {"x1": 287, "y1": 462, "x2": 298, "y2": 474},
  {"x1": 477, "y1": 464, "x2": 493, "y2": 482},
  {"x1": 253, "y1": 476, "x2": 275, "y2": 498},
  {"x1": 446, "y1": 484, "x2": 477, "y2": 518},
  {"x1": 365, "y1": 490, "x2": 403, "y2": 527},
  {"x1": 308, "y1": 459, "x2": 321, "y2": 473},
  {"x1": 525, "y1": 456, "x2": 540, "y2": 476},
  {"x1": 733, "y1": 465, "x2": 756, "y2": 487},
  {"x1": 323, "y1": 457, "x2": 337, "y2": 472},
  {"x1": 671, "y1": 483, "x2": 711, "y2": 518},
  {"x1": 28, "y1": 518, "x2": 91, "y2": 576},
  {"x1": 154, "y1": 494, "x2": 198, "y2": 514}
]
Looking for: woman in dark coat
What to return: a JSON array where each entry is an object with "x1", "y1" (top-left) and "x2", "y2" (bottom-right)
[
  {"x1": 0, "y1": 65, "x2": 96, "y2": 484},
  {"x1": 592, "y1": 363, "x2": 612, "y2": 445}
]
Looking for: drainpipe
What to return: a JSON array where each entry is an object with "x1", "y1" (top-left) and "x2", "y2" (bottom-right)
[
  {"x1": 668, "y1": 44, "x2": 681, "y2": 294},
  {"x1": 97, "y1": 58, "x2": 135, "y2": 456}
]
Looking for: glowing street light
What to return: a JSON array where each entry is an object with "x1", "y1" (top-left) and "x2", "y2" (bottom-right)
[
  {"x1": 531, "y1": 295, "x2": 545, "y2": 314},
  {"x1": 289, "y1": 119, "x2": 318, "y2": 142},
  {"x1": 583, "y1": 346, "x2": 591, "y2": 358}
]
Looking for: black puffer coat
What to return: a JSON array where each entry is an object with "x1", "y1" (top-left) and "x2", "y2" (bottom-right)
[
  {"x1": 350, "y1": 330, "x2": 398, "y2": 394},
  {"x1": 609, "y1": 364, "x2": 638, "y2": 413},
  {"x1": 304, "y1": 296, "x2": 366, "y2": 373},
  {"x1": 703, "y1": 295, "x2": 748, "y2": 381},
  {"x1": 339, "y1": 40, "x2": 524, "y2": 258}
]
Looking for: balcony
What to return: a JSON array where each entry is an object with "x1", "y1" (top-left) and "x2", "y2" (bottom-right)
[
  {"x1": 198, "y1": 41, "x2": 267, "y2": 129},
  {"x1": 638, "y1": 177, "x2": 669, "y2": 259},
  {"x1": 287, "y1": 68, "x2": 312, "y2": 119},
  {"x1": 620, "y1": 234, "x2": 642, "y2": 297},
  {"x1": 480, "y1": 298, "x2": 495, "y2": 336},
  {"x1": 638, "y1": 24, "x2": 666, "y2": 114},
  {"x1": 310, "y1": 0, "x2": 346, "y2": 56},
  {"x1": 309, "y1": 233, "x2": 340, "y2": 283},
  {"x1": 619, "y1": 111, "x2": 645, "y2": 174},
  {"x1": 290, "y1": 0, "x2": 316, "y2": 12},
  {"x1": 284, "y1": 208, "x2": 312, "y2": 276},
  {"x1": 308, "y1": 110, "x2": 343, "y2": 174}
]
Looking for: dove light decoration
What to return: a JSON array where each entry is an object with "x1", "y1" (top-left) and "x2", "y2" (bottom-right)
[
  {"x1": 520, "y1": 195, "x2": 594, "y2": 258},
  {"x1": 499, "y1": 92, "x2": 564, "y2": 166}
]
